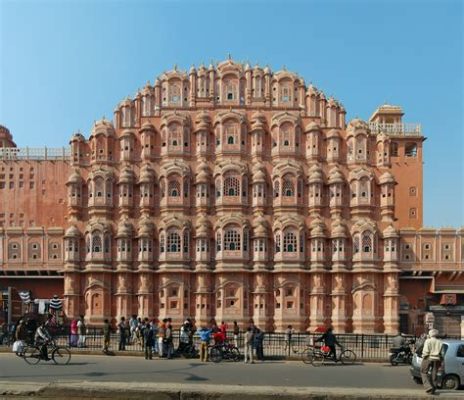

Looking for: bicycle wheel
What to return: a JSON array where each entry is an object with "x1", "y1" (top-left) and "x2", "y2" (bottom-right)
[
  {"x1": 229, "y1": 347, "x2": 241, "y2": 362},
  {"x1": 209, "y1": 346, "x2": 223, "y2": 363},
  {"x1": 302, "y1": 348, "x2": 313, "y2": 364},
  {"x1": 339, "y1": 349, "x2": 356, "y2": 365},
  {"x1": 23, "y1": 346, "x2": 41, "y2": 365},
  {"x1": 310, "y1": 350, "x2": 325, "y2": 367},
  {"x1": 52, "y1": 346, "x2": 71, "y2": 365}
]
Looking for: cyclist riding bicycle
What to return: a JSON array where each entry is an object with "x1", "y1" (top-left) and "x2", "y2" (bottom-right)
[
  {"x1": 315, "y1": 326, "x2": 342, "y2": 362},
  {"x1": 34, "y1": 321, "x2": 52, "y2": 361}
]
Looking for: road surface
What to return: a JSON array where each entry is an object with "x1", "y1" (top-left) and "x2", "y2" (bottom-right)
[{"x1": 0, "y1": 353, "x2": 421, "y2": 389}]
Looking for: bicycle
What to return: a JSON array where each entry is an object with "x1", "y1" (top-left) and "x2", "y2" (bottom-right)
[
  {"x1": 22, "y1": 339, "x2": 71, "y2": 365},
  {"x1": 209, "y1": 341, "x2": 241, "y2": 363},
  {"x1": 307, "y1": 345, "x2": 357, "y2": 366},
  {"x1": 291, "y1": 344, "x2": 317, "y2": 364}
]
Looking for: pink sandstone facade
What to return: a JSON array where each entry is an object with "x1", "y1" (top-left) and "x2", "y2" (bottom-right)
[{"x1": 0, "y1": 59, "x2": 463, "y2": 335}]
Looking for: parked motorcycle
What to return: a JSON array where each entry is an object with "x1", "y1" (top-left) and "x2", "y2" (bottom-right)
[{"x1": 389, "y1": 338, "x2": 415, "y2": 366}]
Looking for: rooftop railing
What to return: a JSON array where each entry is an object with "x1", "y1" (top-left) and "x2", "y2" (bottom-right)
[
  {"x1": 0, "y1": 147, "x2": 71, "y2": 161},
  {"x1": 369, "y1": 122, "x2": 422, "y2": 136}
]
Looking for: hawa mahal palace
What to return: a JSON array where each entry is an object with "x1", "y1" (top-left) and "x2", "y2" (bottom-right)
[{"x1": 0, "y1": 58, "x2": 463, "y2": 335}]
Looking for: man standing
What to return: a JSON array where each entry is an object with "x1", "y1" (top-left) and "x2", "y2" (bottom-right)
[
  {"x1": 233, "y1": 321, "x2": 240, "y2": 348},
  {"x1": 143, "y1": 320, "x2": 154, "y2": 360},
  {"x1": 420, "y1": 329, "x2": 443, "y2": 395},
  {"x1": 77, "y1": 315, "x2": 86, "y2": 348},
  {"x1": 158, "y1": 319, "x2": 166, "y2": 357},
  {"x1": 102, "y1": 319, "x2": 111, "y2": 353},
  {"x1": 254, "y1": 328, "x2": 264, "y2": 362},
  {"x1": 197, "y1": 326, "x2": 212, "y2": 362},
  {"x1": 118, "y1": 317, "x2": 127, "y2": 351},
  {"x1": 164, "y1": 319, "x2": 174, "y2": 359},
  {"x1": 244, "y1": 326, "x2": 254, "y2": 364}
]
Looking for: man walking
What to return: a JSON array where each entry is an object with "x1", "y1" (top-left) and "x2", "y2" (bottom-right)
[{"x1": 420, "y1": 329, "x2": 443, "y2": 395}]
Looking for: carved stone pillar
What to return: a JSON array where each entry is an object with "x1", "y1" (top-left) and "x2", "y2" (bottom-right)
[
  {"x1": 64, "y1": 272, "x2": 80, "y2": 319},
  {"x1": 136, "y1": 272, "x2": 154, "y2": 318},
  {"x1": 309, "y1": 272, "x2": 327, "y2": 331},
  {"x1": 115, "y1": 272, "x2": 132, "y2": 320},
  {"x1": 331, "y1": 272, "x2": 348, "y2": 333},
  {"x1": 194, "y1": 272, "x2": 213, "y2": 327},
  {"x1": 252, "y1": 272, "x2": 272, "y2": 331},
  {"x1": 383, "y1": 272, "x2": 400, "y2": 334}
]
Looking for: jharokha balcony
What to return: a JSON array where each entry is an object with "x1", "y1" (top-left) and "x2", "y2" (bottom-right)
[{"x1": 368, "y1": 122, "x2": 422, "y2": 136}]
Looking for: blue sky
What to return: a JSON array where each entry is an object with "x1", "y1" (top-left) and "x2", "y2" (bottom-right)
[{"x1": 0, "y1": 0, "x2": 462, "y2": 227}]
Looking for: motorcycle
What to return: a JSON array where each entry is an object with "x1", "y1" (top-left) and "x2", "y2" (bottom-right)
[{"x1": 389, "y1": 339, "x2": 415, "y2": 366}]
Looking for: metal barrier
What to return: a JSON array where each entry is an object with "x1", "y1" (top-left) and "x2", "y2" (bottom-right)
[{"x1": 3, "y1": 330, "x2": 415, "y2": 361}]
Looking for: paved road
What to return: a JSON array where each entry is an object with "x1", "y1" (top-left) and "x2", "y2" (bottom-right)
[{"x1": 0, "y1": 353, "x2": 422, "y2": 390}]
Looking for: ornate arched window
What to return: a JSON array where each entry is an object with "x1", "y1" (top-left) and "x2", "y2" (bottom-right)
[
  {"x1": 95, "y1": 177, "x2": 104, "y2": 197},
  {"x1": 183, "y1": 230, "x2": 189, "y2": 253},
  {"x1": 159, "y1": 234, "x2": 165, "y2": 253},
  {"x1": 243, "y1": 228, "x2": 249, "y2": 252},
  {"x1": 167, "y1": 231, "x2": 181, "y2": 253},
  {"x1": 283, "y1": 231, "x2": 297, "y2": 252},
  {"x1": 280, "y1": 122, "x2": 293, "y2": 146},
  {"x1": 275, "y1": 234, "x2": 281, "y2": 253},
  {"x1": 169, "y1": 123, "x2": 181, "y2": 147},
  {"x1": 92, "y1": 234, "x2": 102, "y2": 253},
  {"x1": 224, "y1": 79, "x2": 237, "y2": 101},
  {"x1": 362, "y1": 232, "x2": 373, "y2": 253},
  {"x1": 216, "y1": 232, "x2": 222, "y2": 251},
  {"x1": 282, "y1": 177, "x2": 294, "y2": 197},
  {"x1": 223, "y1": 175, "x2": 240, "y2": 196},
  {"x1": 224, "y1": 228, "x2": 241, "y2": 251},
  {"x1": 353, "y1": 235, "x2": 360, "y2": 253},
  {"x1": 273, "y1": 181, "x2": 280, "y2": 197},
  {"x1": 169, "y1": 84, "x2": 181, "y2": 104},
  {"x1": 168, "y1": 179, "x2": 181, "y2": 197},
  {"x1": 280, "y1": 82, "x2": 292, "y2": 103},
  {"x1": 223, "y1": 121, "x2": 239, "y2": 146}
]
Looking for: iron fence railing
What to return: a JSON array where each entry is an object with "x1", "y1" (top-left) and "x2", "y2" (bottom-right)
[{"x1": 1, "y1": 329, "x2": 424, "y2": 361}]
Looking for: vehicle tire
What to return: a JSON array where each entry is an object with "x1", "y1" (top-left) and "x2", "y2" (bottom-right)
[
  {"x1": 310, "y1": 351, "x2": 325, "y2": 367},
  {"x1": 340, "y1": 349, "x2": 357, "y2": 365},
  {"x1": 52, "y1": 347, "x2": 71, "y2": 365},
  {"x1": 209, "y1": 346, "x2": 223, "y2": 363},
  {"x1": 302, "y1": 349, "x2": 313, "y2": 365},
  {"x1": 412, "y1": 377, "x2": 422, "y2": 384},
  {"x1": 23, "y1": 346, "x2": 41, "y2": 365},
  {"x1": 389, "y1": 354, "x2": 398, "y2": 366},
  {"x1": 441, "y1": 375, "x2": 460, "y2": 391},
  {"x1": 229, "y1": 347, "x2": 241, "y2": 362}
]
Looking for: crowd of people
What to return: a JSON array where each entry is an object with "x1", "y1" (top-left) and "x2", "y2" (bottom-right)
[{"x1": 106, "y1": 316, "x2": 266, "y2": 363}]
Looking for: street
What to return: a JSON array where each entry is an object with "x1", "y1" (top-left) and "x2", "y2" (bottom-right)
[{"x1": 0, "y1": 353, "x2": 423, "y2": 389}]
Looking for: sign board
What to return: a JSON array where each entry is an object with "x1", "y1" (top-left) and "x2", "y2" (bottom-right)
[{"x1": 440, "y1": 294, "x2": 457, "y2": 305}]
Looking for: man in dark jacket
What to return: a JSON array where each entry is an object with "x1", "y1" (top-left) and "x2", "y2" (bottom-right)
[
  {"x1": 315, "y1": 326, "x2": 342, "y2": 362},
  {"x1": 143, "y1": 321, "x2": 154, "y2": 360},
  {"x1": 254, "y1": 328, "x2": 265, "y2": 361},
  {"x1": 118, "y1": 317, "x2": 127, "y2": 351},
  {"x1": 102, "y1": 319, "x2": 111, "y2": 353}
]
